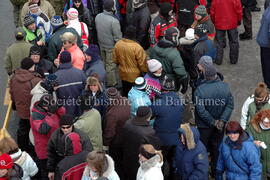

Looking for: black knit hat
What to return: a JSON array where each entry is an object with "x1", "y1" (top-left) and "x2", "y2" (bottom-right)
[
  {"x1": 60, "y1": 114, "x2": 74, "y2": 126},
  {"x1": 103, "y1": 0, "x2": 115, "y2": 12},
  {"x1": 21, "y1": 57, "x2": 34, "y2": 70},
  {"x1": 106, "y1": 87, "x2": 120, "y2": 99},
  {"x1": 30, "y1": 45, "x2": 41, "y2": 55},
  {"x1": 160, "y1": 2, "x2": 172, "y2": 17},
  {"x1": 24, "y1": 15, "x2": 35, "y2": 27},
  {"x1": 60, "y1": 50, "x2": 71, "y2": 63},
  {"x1": 165, "y1": 27, "x2": 180, "y2": 46},
  {"x1": 194, "y1": 24, "x2": 208, "y2": 38},
  {"x1": 161, "y1": 76, "x2": 175, "y2": 91}
]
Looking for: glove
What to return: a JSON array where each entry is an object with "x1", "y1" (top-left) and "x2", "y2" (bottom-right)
[
  {"x1": 237, "y1": 21, "x2": 241, "y2": 26},
  {"x1": 215, "y1": 120, "x2": 224, "y2": 131},
  {"x1": 179, "y1": 76, "x2": 189, "y2": 94}
]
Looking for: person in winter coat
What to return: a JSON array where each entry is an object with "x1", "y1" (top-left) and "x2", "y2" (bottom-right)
[
  {"x1": 191, "y1": 5, "x2": 215, "y2": 40},
  {"x1": 30, "y1": 94, "x2": 66, "y2": 179},
  {"x1": 20, "y1": 0, "x2": 55, "y2": 26},
  {"x1": 136, "y1": 144, "x2": 164, "y2": 180},
  {"x1": 55, "y1": 32, "x2": 86, "y2": 70},
  {"x1": 241, "y1": 82, "x2": 270, "y2": 129},
  {"x1": 54, "y1": 51, "x2": 86, "y2": 116},
  {"x1": 23, "y1": 15, "x2": 44, "y2": 45},
  {"x1": 48, "y1": 16, "x2": 83, "y2": 61},
  {"x1": 9, "y1": 57, "x2": 42, "y2": 154},
  {"x1": 83, "y1": 45, "x2": 106, "y2": 84},
  {"x1": 47, "y1": 114, "x2": 93, "y2": 180},
  {"x1": 10, "y1": 0, "x2": 27, "y2": 27},
  {"x1": 257, "y1": 6, "x2": 270, "y2": 88},
  {"x1": 95, "y1": 0, "x2": 122, "y2": 87},
  {"x1": 72, "y1": 0, "x2": 94, "y2": 43},
  {"x1": 29, "y1": 45, "x2": 56, "y2": 77},
  {"x1": 151, "y1": 77, "x2": 183, "y2": 179},
  {"x1": 30, "y1": 74, "x2": 58, "y2": 111},
  {"x1": 144, "y1": 59, "x2": 162, "y2": 100},
  {"x1": 0, "y1": 153, "x2": 24, "y2": 180},
  {"x1": 55, "y1": 132, "x2": 90, "y2": 180},
  {"x1": 174, "y1": 124, "x2": 208, "y2": 180},
  {"x1": 113, "y1": 25, "x2": 148, "y2": 96},
  {"x1": 246, "y1": 109, "x2": 270, "y2": 179},
  {"x1": 123, "y1": 106, "x2": 161, "y2": 180},
  {"x1": 64, "y1": 0, "x2": 101, "y2": 17},
  {"x1": 27, "y1": 3, "x2": 53, "y2": 42},
  {"x1": 66, "y1": 8, "x2": 89, "y2": 51},
  {"x1": 193, "y1": 63, "x2": 234, "y2": 178},
  {"x1": 193, "y1": 24, "x2": 216, "y2": 63},
  {"x1": 128, "y1": 77, "x2": 152, "y2": 116},
  {"x1": 103, "y1": 87, "x2": 131, "y2": 178},
  {"x1": 216, "y1": 121, "x2": 262, "y2": 180},
  {"x1": 5, "y1": 27, "x2": 32, "y2": 76},
  {"x1": 131, "y1": 0, "x2": 151, "y2": 49},
  {"x1": 82, "y1": 76, "x2": 107, "y2": 120},
  {"x1": 210, "y1": 0, "x2": 242, "y2": 65},
  {"x1": 149, "y1": 2, "x2": 177, "y2": 47},
  {"x1": 81, "y1": 151, "x2": 120, "y2": 180},
  {"x1": 0, "y1": 136, "x2": 38, "y2": 180},
  {"x1": 150, "y1": 27, "x2": 189, "y2": 93},
  {"x1": 75, "y1": 94, "x2": 103, "y2": 151}
]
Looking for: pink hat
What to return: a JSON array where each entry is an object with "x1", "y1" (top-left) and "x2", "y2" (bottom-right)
[
  {"x1": 67, "y1": 8, "x2": 79, "y2": 20},
  {"x1": 147, "y1": 59, "x2": 162, "y2": 73},
  {"x1": 0, "y1": 154, "x2": 13, "y2": 169}
]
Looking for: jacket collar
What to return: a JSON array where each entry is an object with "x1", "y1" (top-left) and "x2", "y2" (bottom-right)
[
  {"x1": 140, "y1": 155, "x2": 162, "y2": 171},
  {"x1": 131, "y1": 117, "x2": 150, "y2": 126},
  {"x1": 58, "y1": 62, "x2": 73, "y2": 70}
]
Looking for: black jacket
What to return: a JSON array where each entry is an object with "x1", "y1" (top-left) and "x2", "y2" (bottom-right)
[
  {"x1": 123, "y1": 118, "x2": 160, "y2": 178},
  {"x1": 132, "y1": 4, "x2": 151, "y2": 49},
  {"x1": 34, "y1": 58, "x2": 56, "y2": 77},
  {"x1": 47, "y1": 128, "x2": 93, "y2": 172}
]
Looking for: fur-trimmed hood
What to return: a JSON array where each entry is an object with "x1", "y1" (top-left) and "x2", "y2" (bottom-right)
[
  {"x1": 83, "y1": 154, "x2": 116, "y2": 178},
  {"x1": 140, "y1": 154, "x2": 163, "y2": 171},
  {"x1": 180, "y1": 124, "x2": 200, "y2": 150}
]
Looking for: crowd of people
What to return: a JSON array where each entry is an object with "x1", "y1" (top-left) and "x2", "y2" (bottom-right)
[{"x1": 2, "y1": 0, "x2": 270, "y2": 179}]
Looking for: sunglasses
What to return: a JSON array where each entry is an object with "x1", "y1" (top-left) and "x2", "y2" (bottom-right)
[{"x1": 61, "y1": 125, "x2": 72, "y2": 129}]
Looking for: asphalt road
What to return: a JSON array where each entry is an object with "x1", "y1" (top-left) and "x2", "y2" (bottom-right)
[{"x1": 0, "y1": 0, "x2": 265, "y2": 138}]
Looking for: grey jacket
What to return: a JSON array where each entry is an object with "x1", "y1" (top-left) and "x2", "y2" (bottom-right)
[{"x1": 95, "y1": 10, "x2": 122, "y2": 50}]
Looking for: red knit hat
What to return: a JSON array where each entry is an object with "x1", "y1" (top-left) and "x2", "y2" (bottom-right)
[{"x1": 0, "y1": 154, "x2": 13, "y2": 169}]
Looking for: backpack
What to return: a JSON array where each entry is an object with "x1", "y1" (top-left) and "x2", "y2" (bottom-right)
[
  {"x1": 204, "y1": 39, "x2": 216, "y2": 60},
  {"x1": 80, "y1": 22, "x2": 89, "y2": 51}
]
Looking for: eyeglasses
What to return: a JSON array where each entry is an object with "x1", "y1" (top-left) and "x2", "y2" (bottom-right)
[{"x1": 61, "y1": 125, "x2": 72, "y2": 129}]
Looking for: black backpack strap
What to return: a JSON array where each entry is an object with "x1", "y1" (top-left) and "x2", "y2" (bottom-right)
[{"x1": 229, "y1": 148, "x2": 249, "y2": 175}]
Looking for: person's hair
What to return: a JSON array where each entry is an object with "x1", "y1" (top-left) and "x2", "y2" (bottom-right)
[
  {"x1": 16, "y1": 35, "x2": 24, "y2": 41},
  {"x1": 0, "y1": 137, "x2": 19, "y2": 155},
  {"x1": 139, "y1": 144, "x2": 163, "y2": 162},
  {"x1": 86, "y1": 151, "x2": 108, "y2": 177},
  {"x1": 254, "y1": 82, "x2": 268, "y2": 98},
  {"x1": 85, "y1": 76, "x2": 103, "y2": 92},
  {"x1": 252, "y1": 109, "x2": 270, "y2": 124},
  {"x1": 225, "y1": 121, "x2": 245, "y2": 148},
  {"x1": 60, "y1": 32, "x2": 77, "y2": 44}
]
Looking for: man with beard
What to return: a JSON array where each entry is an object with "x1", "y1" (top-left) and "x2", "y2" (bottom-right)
[{"x1": 241, "y1": 82, "x2": 270, "y2": 129}]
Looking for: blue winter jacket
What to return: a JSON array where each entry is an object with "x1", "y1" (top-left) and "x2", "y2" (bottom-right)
[
  {"x1": 194, "y1": 78, "x2": 234, "y2": 128},
  {"x1": 151, "y1": 92, "x2": 184, "y2": 146},
  {"x1": 54, "y1": 63, "x2": 87, "y2": 117},
  {"x1": 216, "y1": 132, "x2": 262, "y2": 180},
  {"x1": 257, "y1": 6, "x2": 270, "y2": 48},
  {"x1": 128, "y1": 87, "x2": 151, "y2": 116},
  {"x1": 174, "y1": 127, "x2": 209, "y2": 180}
]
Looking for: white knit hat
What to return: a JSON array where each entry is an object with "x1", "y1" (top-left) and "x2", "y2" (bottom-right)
[
  {"x1": 185, "y1": 28, "x2": 195, "y2": 40},
  {"x1": 147, "y1": 59, "x2": 162, "y2": 73},
  {"x1": 67, "y1": 8, "x2": 79, "y2": 20}
]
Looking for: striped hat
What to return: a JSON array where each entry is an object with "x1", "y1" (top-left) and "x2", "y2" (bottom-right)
[{"x1": 67, "y1": 8, "x2": 79, "y2": 20}]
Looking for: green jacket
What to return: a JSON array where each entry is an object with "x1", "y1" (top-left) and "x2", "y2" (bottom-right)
[
  {"x1": 150, "y1": 39, "x2": 187, "y2": 81},
  {"x1": 4, "y1": 40, "x2": 32, "y2": 75},
  {"x1": 247, "y1": 121, "x2": 270, "y2": 175},
  {"x1": 247, "y1": 102, "x2": 270, "y2": 125},
  {"x1": 74, "y1": 109, "x2": 103, "y2": 151},
  {"x1": 23, "y1": 26, "x2": 44, "y2": 44}
]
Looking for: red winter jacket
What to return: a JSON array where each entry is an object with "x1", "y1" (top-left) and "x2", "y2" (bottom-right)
[
  {"x1": 30, "y1": 103, "x2": 66, "y2": 159},
  {"x1": 210, "y1": 0, "x2": 242, "y2": 30}
]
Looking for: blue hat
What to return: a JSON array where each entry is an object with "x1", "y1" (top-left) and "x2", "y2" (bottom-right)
[
  {"x1": 51, "y1": 16, "x2": 63, "y2": 29},
  {"x1": 60, "y1": 50, "x2": 71, "y2": 63},
  {"x1": 85, "y1": 44, "x2": 100, "y2": 61}
]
